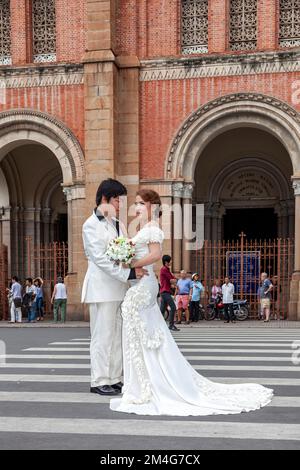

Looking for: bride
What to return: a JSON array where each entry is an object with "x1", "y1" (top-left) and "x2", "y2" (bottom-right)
[{"x1": 110, "y1": 189, "x2": 274, "y2": 416}]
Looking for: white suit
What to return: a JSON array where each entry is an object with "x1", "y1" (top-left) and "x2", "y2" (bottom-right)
[{"x1": 82, "y1": 211, "x2": 130, "y2": 387}]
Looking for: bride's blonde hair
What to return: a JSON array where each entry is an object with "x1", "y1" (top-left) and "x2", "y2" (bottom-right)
[{"x1": 136, "y1": 189, "x2": 162, "y2": 218}]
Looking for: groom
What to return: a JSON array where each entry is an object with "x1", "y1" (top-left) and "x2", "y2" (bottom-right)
[{"x1": 81, "y1": 178, "x2": 147, "y2": 396}]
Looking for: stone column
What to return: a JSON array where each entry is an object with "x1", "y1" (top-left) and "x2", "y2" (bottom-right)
[
  {"x1": 288, "y1": 200, "x2": 295, "y2": 240},
  {"x1": 115, "y1": 56, "x2": 140, "y2": 210},
  {"x1": 83, "y1": 0, "x2": 117, "y2": 215},
  {"x1": 182, "y1": 183, "x2": 194, "y2": 274},
  {"x1": 205, "y1": 203, "x2": 213, "y2": 241},
  {"x1": 11, "y1": 207, "x2": 21, "y2": 277},
  {"x1": 160, "y1": 195, "x2": 173, "y2": 261},
  {"x1": 62, "y1": 185, "x2": 87, "y2": 320},
  {"x1": 41, "y1": 208, "x2": 51, "y2": 244},
  {"x1": 172, "y1": 183, "x2": 184, "y2": 274},
  {"x1": 288, "y1": 179, "x2": 300, "y2": 320},
  {"x1": 275, "y1": 201, "x2": 291, "y2": 239},
  {"x1": 23, "y1": 208, "x2": 36, "y2": 277},
  {"x1": 209, "y1": 203, "x2": 222, "y2": 241}
]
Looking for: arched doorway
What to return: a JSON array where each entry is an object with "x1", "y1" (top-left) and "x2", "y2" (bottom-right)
[
  {"x1": 0, "y1": 143, "x2": 67, "y2": 277},
  {"x1": 194, "y1": 128, "x2": 294, "y2": 242},
  {"x1": 0, "y1": 109, "x2": 86, "y2": 319},
  {"x1": 165, "y1": 93, "x2": 300, "y2": 319}
]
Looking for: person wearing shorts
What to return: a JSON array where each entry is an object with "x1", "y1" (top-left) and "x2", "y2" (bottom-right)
[
  {"x1": 259, "y1": 273, "x2": 273, "y2": 323},
  {"x1": 175, "y1": 270, "x2": 192, "y2": 325}
]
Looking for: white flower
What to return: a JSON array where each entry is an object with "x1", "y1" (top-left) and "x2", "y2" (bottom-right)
[{"x1": 106, "y1": 237, "x2": 136, "y2": 264}]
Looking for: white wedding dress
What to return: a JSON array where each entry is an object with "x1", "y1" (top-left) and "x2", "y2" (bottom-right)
[{"x1": 110, "y1": 224, "x2": 274, "y2": 416}]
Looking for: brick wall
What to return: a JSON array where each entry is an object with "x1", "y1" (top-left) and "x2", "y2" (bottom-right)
[
  {"x1": 116, "y1": 0, "x2": 179, "y2": 58},
  {"x1": 56, "y1": 0, "x2": 86, "y2": 63},
  {"x1": 10, "y1": 0, "x2": 86, "y2": 65},
  {"x1": 0, "y1": 84, "x2": 85, "y2": 149},
  {"x1": 116, "y1": 0, "x2": 293, "y2": 57},
  {"x1": 140, "y1": 71, "x2": 300, "y2": 179}
]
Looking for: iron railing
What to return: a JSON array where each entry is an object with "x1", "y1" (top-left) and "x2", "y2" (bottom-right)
[{"x1": 192, "y1": 234, "x2": 294, "y2": 319}]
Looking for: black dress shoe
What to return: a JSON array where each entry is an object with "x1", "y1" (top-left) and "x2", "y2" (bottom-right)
[
  {"x1": 90, "y1": 385, "x2": 120, "y2": 396},
  {"x1": 169, "y1": 325, "x2": 180, "y2": 331},
  {"x1": 111, "y1": 382, "x2": 123, "y2": 392}
]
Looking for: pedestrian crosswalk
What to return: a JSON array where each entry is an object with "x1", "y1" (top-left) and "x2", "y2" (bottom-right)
[{"x1": 0, "y1": 326, "x2": 300, "y2": 449}]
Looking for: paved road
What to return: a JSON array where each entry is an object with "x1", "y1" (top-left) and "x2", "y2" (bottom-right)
[{"x1": 0, "y1": 326, "x2": 299, "y2": 450}]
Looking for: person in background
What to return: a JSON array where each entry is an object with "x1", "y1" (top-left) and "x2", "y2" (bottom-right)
[
  {"x1": 189, "y1": 273, "x2": 204, "y2": 322},
  {"x1": 51, "y1": 277, "x2": 67, "y2": 323},
  {"x1": 24, "y1": 278, "x2": 37, "y2": 323},
  {"x1": 176, "y1": 270, "x2": 193, "y2": 325},
  {"x1": 260, "y1": 272, "x2": 273, "y2": 323},
  {"x1": 159, "y1": 255, "x2": 179, "y2": 331},
  {"x1": 7, "y1": 276, "x2": 23, "y2": 323},
  {"x1": 34, "y1": 277, "x2": 44, "y2": 321},
  {"x1": 211, "y1": 279, "x2": 222, "y2": 302},
  {"x1": 222, "y1": 276, "x2": 236, "y2": 324}
]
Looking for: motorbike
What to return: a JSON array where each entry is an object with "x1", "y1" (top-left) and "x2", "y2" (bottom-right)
[{"x1": 205, "y1": 294, "x2": 250, "y2": 321}]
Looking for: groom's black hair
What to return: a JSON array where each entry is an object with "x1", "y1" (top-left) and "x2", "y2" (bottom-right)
[{"x1": 96, "y1": 178, "x2": 127, "y2": 206}]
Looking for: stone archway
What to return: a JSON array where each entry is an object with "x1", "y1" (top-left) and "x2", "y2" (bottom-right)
[
  {"x1": 165, "y1": 93, "x2": 300, "y2": 319},
  {"x1": 0, "y1": 108, "x2": 85, "y2": 185},
  {"x1": 0, "y1": 109, "x2": 86, "y2": 317},
  {"x1": 166, "y1": 93, "x2": 300, "y2": 179}
]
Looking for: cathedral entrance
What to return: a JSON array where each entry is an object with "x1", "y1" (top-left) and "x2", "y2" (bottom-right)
[
  {"x1": 165, "y1": 94, "x2": 300, "y2": 319},
  {"x1": 193, "y1": 128, "x2": 294, "y2": 242},
  {"x1": 190, "y1": 128, "x2": 295, "y2": 318},
  {"x1": 0, "y1": 143, "x2": 67, "y2": 278}
]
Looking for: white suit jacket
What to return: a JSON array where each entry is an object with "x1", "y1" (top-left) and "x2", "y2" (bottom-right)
[{"x1": 81, "y1": 211, "x2": 130, "y2": 303}]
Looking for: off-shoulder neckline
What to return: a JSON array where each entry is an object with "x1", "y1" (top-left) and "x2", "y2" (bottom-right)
[{"x1": 141, "y1": 222, "x2": 161, "y2": 229}]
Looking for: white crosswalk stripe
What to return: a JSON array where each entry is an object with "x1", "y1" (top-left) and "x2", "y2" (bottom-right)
[
  {"x1": 0, "y1": 361, "x2": 299, "y2": 371},
  {"x1": 0, "y1": 391, "x2": 299, "y2": 407},
  {"x1": 0, "y1": 417, "x2": 300, "y2": 441},
  {"x1": 1, "y1": 373, "x2": 300, "y2": 385},
  {"x1": 0, "y1": 326, "x2": 300, "y2": 449}
]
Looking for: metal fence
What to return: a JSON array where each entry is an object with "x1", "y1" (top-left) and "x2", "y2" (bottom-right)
[
  {"x1": 0, "y1": 239, "x2": 68, "y2": 320},
  {"x1": 192, "y1": 235, "x2": 294, "y2": 319}
]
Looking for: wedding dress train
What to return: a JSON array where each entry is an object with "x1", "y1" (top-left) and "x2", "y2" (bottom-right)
[{"x1": 110, "y1": 224, "x2": 274, "y2": 416}]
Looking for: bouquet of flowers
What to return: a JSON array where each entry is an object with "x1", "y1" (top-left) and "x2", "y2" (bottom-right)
[{"x1": 106, "y1": 237, "x2": 136, "y2": 265}]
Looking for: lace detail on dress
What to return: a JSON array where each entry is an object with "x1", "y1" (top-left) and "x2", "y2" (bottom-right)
[
  {"x1": 191, "y1": 368, "x2": 273, "y2": 411},
  {"x1": 132, "y1": 225, "x2": 164, "y2": 245},
  {"x1": 121, "y1": 281, "x2": 165, "y2": 404}
]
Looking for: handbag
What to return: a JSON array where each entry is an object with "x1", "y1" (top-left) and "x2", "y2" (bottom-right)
[{"x1": 13, "y1": 297, "x2": 22, "y2": 308}]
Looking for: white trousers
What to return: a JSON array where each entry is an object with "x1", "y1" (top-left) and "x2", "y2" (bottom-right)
[
  {"x1": 89, "y1": 301, "x2": 123, "y2": 387},
  {"x1": 10, "y1": 303, "x2": 22, "y2": 323}
]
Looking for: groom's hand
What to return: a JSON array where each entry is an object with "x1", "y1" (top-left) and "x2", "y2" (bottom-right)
[{"x1": 135, "y1": 267, "x2": 149, "y2": 279}]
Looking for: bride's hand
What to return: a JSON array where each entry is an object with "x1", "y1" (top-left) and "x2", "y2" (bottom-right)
[{"x1": 130, "y1": 261, "x2": 137, "y2": 268}]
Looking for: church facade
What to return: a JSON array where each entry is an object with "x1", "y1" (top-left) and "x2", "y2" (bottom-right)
[{"x1": 0, "y1": 0, "x2": 300, "y2": 319}]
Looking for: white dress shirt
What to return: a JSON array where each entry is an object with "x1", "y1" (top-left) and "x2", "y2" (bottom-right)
[{"x1": 222, "y1": 282, "x2": 235, "y2": 304}]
